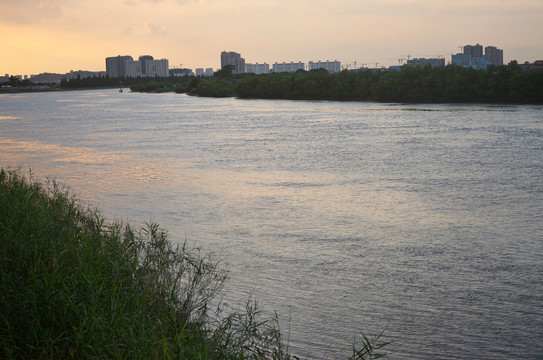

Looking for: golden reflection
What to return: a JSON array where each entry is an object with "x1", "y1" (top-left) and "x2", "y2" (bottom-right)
[
  {"x1": 1, "y1": 137, "x2": 453, "y2": 230},
  {"x1": 0, "y1": 137, "x2": 179, "y2": 198},
  {"x1": 0, "y1": 116, "x2": 22, "y2": 120},
  {"x1": 189, "y1": 169, "x2": 452, "y2": 227}
]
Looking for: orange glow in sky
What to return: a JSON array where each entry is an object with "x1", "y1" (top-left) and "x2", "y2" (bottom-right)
[{"x1": 1, "y1": 0, "x2": 542, "y2": 75}]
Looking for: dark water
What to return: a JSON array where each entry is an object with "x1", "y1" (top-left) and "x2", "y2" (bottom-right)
[{"x1": 1, "y1": 89, "x2": 542, "y2": 359}]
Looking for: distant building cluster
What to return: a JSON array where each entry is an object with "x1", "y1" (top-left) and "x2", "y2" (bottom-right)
[
  {"x1": 406, "y1": 57, "x2": 446, "y2": 68},
  {"x1": 220, "y1": 51, "x2": 342, "y2": 74},
  {"x1": 246, "y1": 63, "x2": 270, "y2": 75},
  {"x1": 519, "y1": 60, "x2": 543, "y2": 71},
  {"x1": 272, "y1": 62, "x2": 304, "y2": 73},
  {"x1": 0, "y1": 74, "x2": 15, "y2": 83},
  {"x1": 451, "y1": 44, "x2": 503, "y2": 70},
  {"x1": 105, "y1": 55, "x2": 169, "y2": 78},
  {"x1": 6, "y1": 43, "x2": 543, "y2": 86},
  {"x1": 308, "y1": 60, "x2": 341, "y2": 72},
  {"x1": 0, "y1": 71, "x2": 106, "y2": 84},
  {"x1": 195, "y1": 68, "x2": 214, "y2": 77}
]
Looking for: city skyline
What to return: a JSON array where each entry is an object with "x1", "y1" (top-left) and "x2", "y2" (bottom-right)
[{"x1": 1, "y1": 0, "x2": 542, "y2": 75}]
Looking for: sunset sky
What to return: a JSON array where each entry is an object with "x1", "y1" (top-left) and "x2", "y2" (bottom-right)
[{"x1": 1, "y1": 0, "x2": 543, "y2": 76}]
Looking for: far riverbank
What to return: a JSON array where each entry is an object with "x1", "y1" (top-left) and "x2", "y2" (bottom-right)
[{"x1": 130, "y1": 63, "x2": 543, "y2": 105}]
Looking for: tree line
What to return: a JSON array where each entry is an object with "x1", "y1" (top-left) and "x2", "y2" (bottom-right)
[
  {"x1": 58, "y1": 63, "x2": 543, "y2": 104},
  {"x1": 178, "y1": 63, "x2": 543, "y2": 104}
]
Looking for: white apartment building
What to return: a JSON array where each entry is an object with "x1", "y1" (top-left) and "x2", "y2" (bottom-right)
[
  {"x1": 272, "y1": 61, "x2": 305, "y2": 73},
  {"x1": 245, "y1": 63, "x2": 270, "y2": 74},
  {"x1": 145, "y1": 59, "x2": 169, "y2": 77},
  {"x1": 125, "y1": 60, "x2": 143, "y2": 78},
  {"x1": 204, "y1": 68, "x2": 214, "y2": 77},
  {"x1": 308, "y1": 60, "x2": 341, "y2": 73}
]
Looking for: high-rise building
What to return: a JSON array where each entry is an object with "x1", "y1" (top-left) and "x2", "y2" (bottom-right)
[
  {"x1": 463, "y1": 44, "x2": 483, "y2": 58},
  {"x1": 106, "y1": 55, "x2": 133, "y2": 78},
  {"x1": 452, "y1": 53, "x2": 492, "y2": 70},
  {"x1": 125, "y1": 60, "x2": 143, "y2": 78},
  {"x1": 484, "y1": 46, "x2": 503, "y2": 66},
  {"x1": 139, "y1": 55, "x2": 154, "y2": 75},
  {"x1": 452, "y1": 53, "x2": 474, "y2": 67},
  {"x1": 220, "y1": 51, "x2": 245, "y2": 74},
  {"x1": 145, "y1": 59, "x2": 169, "y2": 77},
  {"x1": 453, "y1": 44, "x2": 504, "y2": 69},
  {"x1": 106, "y1": 55, "x2": 169, "y2": 78}
]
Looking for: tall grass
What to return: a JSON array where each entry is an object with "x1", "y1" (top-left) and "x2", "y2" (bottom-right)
[{"x1": 0, "y1": 168, "x2": 387, "y2": 359}]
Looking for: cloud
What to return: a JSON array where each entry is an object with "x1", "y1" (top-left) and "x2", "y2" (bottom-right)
[
  {"x1": 0, "y1": 0, "x2": 62, "y2": 23},
  {"x1": 144, "y1": 21, "x2": 168, "y2": 35}
]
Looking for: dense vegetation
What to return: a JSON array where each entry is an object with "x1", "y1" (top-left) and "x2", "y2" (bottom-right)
[
  {"x1": 0, "y1": 169, "x2": 388, "y2": 359},
  {"x1": 1, "y1": 76, "x2": 34, "y2": 87},
  {"x1": 173, "y1": 63, "x2": 543, "y2": 104}
]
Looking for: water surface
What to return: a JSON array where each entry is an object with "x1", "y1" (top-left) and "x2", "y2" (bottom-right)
[{"x1": 1, "y1": 89, "x2": 542, "y2": 359}]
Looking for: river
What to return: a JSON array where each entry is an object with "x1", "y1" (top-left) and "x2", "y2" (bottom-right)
[{"x1": 1, "y1": 89, "x2": 542, "y2": 359}]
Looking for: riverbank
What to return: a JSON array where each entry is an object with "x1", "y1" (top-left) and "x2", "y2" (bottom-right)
[
  {"x1": 0, "y1": 168, "x2": 387, "y2": 359},
  {"x1": 0, "y1": 85, "x2": 60, "y2": 93},
  {"x1": 0, "y1": 85, "x2": 125, "y2": 93},
  {"x1": 129, "y1": 63, "x2": 543, "y2": 104}
]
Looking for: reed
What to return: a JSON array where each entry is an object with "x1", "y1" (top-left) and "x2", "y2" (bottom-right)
[{"x1": 0, "y1": 168, "x2": 387, "y2": 359}]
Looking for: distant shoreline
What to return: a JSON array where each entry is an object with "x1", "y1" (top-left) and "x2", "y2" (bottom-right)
[
  {"x1": 128, "y1": 64, "x2": 543, "y2": 105},
  {"x1": 0, "y1": 85, "x2": 60, "y2": 93},
  {"x1": 0, "y1": 86, "x2": 120, "y2": 93}
]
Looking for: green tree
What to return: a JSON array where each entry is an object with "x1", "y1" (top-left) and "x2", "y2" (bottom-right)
[{"x1": 214, "y1": 65, "x2": 235, "y2": 79}]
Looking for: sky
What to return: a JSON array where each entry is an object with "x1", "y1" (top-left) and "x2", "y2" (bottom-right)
[{"x1": 1, "y1": 0, "x2": 543, "y2": 75}]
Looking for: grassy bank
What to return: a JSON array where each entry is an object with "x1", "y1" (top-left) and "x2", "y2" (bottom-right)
[{"x1": 0, "y1": 169, "x2": 387, "y2": 359}]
